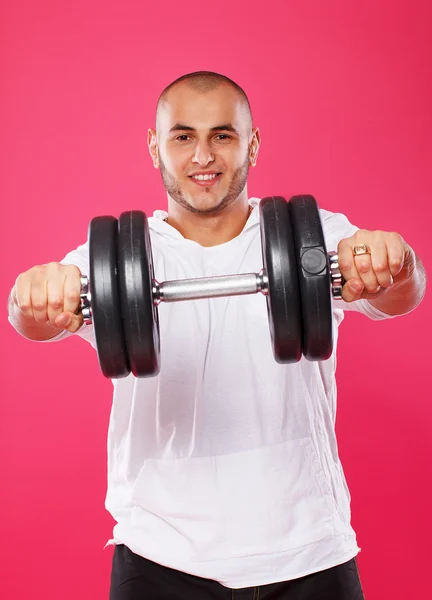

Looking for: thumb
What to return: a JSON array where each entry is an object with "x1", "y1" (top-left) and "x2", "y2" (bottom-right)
[
  {"x1": 54, "y1": 311, "x2": 84, "y2": 333},
  {"x1": 341, "y1": 278, "x2": 364, "y2": 303}
]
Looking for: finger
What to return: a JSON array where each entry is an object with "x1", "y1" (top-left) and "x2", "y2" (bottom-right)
[
  {"x1": 341, "y1": 278, "x2": 365, "y2": 303},
  {"x1": 338, "y1": 238, "x2": 367, "y2": 302},
  {"x1": 354, "y1": 253, "x2": 380, "y2": 294},
  {"x1": 30, "y1": 276, "x2": 49, "y2": 323},
  {"x1": 14, "y1": 274, "x2": 33, "y2": 319},
  {"x1": 386, "y1": 234, "x2": 405, "y2": 277},
  {"x1": 47, "y1": 274, "x2": 67, "y2": 325},
  {"x1": 54, "y1": 311, "x2": 83, "y2": 333},
  {"x1": 338, "y1": 238, "x2": 361, "y2": 284},
  {"x1": 63, "y1": 267, "x2": 82, "y2": 314},
  {"x1": 61, "y1": 268, "x2": 83, "y2": 332},
  {"x1": 370, "y1": 238, "x2": 393, "y2": 289}
]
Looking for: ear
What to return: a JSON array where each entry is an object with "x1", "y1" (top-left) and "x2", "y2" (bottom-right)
[
  {"x1": 148, "y1": 129, "x2": 159, "y2": 168},
  {"x1": 249, "y1": 127, "x2": 261, "y2": 167}
]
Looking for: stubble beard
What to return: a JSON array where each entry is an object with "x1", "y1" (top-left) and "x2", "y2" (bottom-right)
[{"x1": 158, "y1": 155, "x2": 250, "y2": 216}]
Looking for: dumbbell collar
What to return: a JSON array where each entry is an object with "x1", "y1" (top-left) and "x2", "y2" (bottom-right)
[
  {"x1": 328, "y1": 252, "x2": 343, "y2": 299},
  {"x1": 80, "y1": 276, "x2": 92, "y2": 323}
]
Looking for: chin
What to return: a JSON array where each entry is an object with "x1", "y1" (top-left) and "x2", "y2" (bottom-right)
[{"x1": 185, "y1": 194, "x2": 224, "y2": 213}]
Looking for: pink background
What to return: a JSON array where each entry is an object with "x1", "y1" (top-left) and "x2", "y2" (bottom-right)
[{"x1": 1, "y1": 1, "x2": 431, "y2": 598}]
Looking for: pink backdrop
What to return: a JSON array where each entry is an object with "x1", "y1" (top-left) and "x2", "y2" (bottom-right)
[{"x1": 1, "y1": 1, "x2": 431, "y2": 598}]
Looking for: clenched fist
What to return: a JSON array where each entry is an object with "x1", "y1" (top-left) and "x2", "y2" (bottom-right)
[
  {"x1": 11, "y1": 262, "x2": 84, "y2": 333},
  {"x1": 337, "y1": 230, "x2": 414, "y2": 303}
]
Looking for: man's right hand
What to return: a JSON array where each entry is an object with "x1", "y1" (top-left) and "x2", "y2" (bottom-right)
[{"x1": 10, "y1": 263, "x2": 84, "y2": 334}]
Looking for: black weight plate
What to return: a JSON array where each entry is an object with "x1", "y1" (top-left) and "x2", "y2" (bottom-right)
[
  {"x1": 89, "y1": 216, "x2": 130, "y2": 378},
  {"x1": 259, "y1": 196, "x2": 302, "y2": 363},
  {"x1": 288, "y1": 195, "x2": 333, "y2": 361},
  {"x1": 117, "y1": 211, "x2": 160, "y2": 378}
]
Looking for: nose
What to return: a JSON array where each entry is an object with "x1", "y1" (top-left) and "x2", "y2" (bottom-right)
[{"x1": 192, "y1": 140, "x2": 215, "y2": 167}]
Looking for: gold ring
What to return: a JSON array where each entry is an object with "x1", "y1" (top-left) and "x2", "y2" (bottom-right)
[{"x1": 353, "y1": 244, "x2": 371, "y2": 257}]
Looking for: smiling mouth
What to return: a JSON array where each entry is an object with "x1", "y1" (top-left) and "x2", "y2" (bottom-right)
[{"x1": 189, "y1": 173, "x2": 222, "y2": 186}]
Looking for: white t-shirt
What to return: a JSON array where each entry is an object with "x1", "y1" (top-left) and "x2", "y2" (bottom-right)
[{"x1": 45, "y1": 198, "x2": 394, "y2": 587}]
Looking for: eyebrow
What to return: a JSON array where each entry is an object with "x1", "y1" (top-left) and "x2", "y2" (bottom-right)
[{"x1": 168, "y1": 123, "x2": 239, "y2": 134}]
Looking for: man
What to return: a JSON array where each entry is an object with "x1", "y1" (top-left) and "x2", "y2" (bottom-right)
[{"x1": 8, "y1": 72, "x2": 426, "y2": 599}]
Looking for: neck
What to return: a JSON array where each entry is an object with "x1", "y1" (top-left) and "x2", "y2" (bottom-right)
[{"x1": 165, "y1": 196, "x2": 252, "y2": 247}]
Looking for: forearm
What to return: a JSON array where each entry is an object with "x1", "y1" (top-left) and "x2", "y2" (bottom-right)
[{"x1": 367, "y1": 254, "x2": 427, "y2": 316}]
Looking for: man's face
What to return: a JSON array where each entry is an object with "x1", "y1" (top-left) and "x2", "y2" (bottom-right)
[{"x1": 149, "y1": 84, "x2": 260, "y2": 214}]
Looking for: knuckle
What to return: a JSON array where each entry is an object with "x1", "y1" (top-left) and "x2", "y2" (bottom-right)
[
  {"x1": 19, "y1": 303, "x2": 32, "y2": 316},
  {"x1": 390, "y1": 258, "x2": 402, "y2": 269},
  {"x1": 373, "y1": 262, "x2": 387, "y2": 273},
  {"x1": 66, "y1": 288, "x2": 81, "y2": 303},
  {"x1": 46, "y1": 262, "x2": 65, "y2": 280},
  {"x1": 66, "y1": 264, "x2": 81, "y2": 277},
  {"x1": 27, "y1": 265, "x2": 47, "y2": 284},
  {"x1": 49, "y1": 296, "x2": 64, "y2": 309},
  {"x1": 338, "y1": 258, "x2": 352, "y2": 272},
  {"x1": 31, "y1": 264, "x2": 46, "y2": 276},
  {"x1": 46, "y1": 261, "x2": 60, "y2": 270},
  {"x1": 18, "y1": 299, "x2": 30, "y2": 311},
  {"x1": 32, "y1": 300, "x2": 46, "y2": 312},
  {"x1": 356, "y1": 260, "x2": 370, "y2": 274}
]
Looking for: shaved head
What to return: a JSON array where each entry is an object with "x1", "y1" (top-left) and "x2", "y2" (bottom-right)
[
  {"x1": 148, "y1": 70, "x2": 260, "y2": 223},
  {"x1": 156, "y1": 71, "x2": 253, "y2": 130}
]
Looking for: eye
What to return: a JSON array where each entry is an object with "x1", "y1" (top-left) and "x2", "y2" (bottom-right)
[
  {"x1": 175, "y1": 135, "x2": 192, "y2": 142},
  {"x1": 215, "y1": 134, "x2": 232, "y2": 141}
]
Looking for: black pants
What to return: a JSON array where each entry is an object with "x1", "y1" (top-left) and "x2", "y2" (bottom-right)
[{"x1": 109, "y1": 544, "x2": 365, "y2": 599}]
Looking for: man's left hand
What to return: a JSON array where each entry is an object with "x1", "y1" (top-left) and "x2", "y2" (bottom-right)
[{"x1": 337, "y1": 230, "x2": 415, "y2": 303}]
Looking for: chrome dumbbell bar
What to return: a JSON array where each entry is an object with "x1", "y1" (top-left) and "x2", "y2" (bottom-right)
[{"x1": 80, "y1": 254, "x2": 343, "y2": 325}]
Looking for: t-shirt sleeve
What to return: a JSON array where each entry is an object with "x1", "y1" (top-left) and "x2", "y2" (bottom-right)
[{"x1": 321, "y1": 208, "x2": 397, "y2": 321}]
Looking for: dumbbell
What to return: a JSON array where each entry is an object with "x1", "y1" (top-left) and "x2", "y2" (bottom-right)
[{"x1": 79, "y1": 196, "x2": 343, "y2": 379}]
